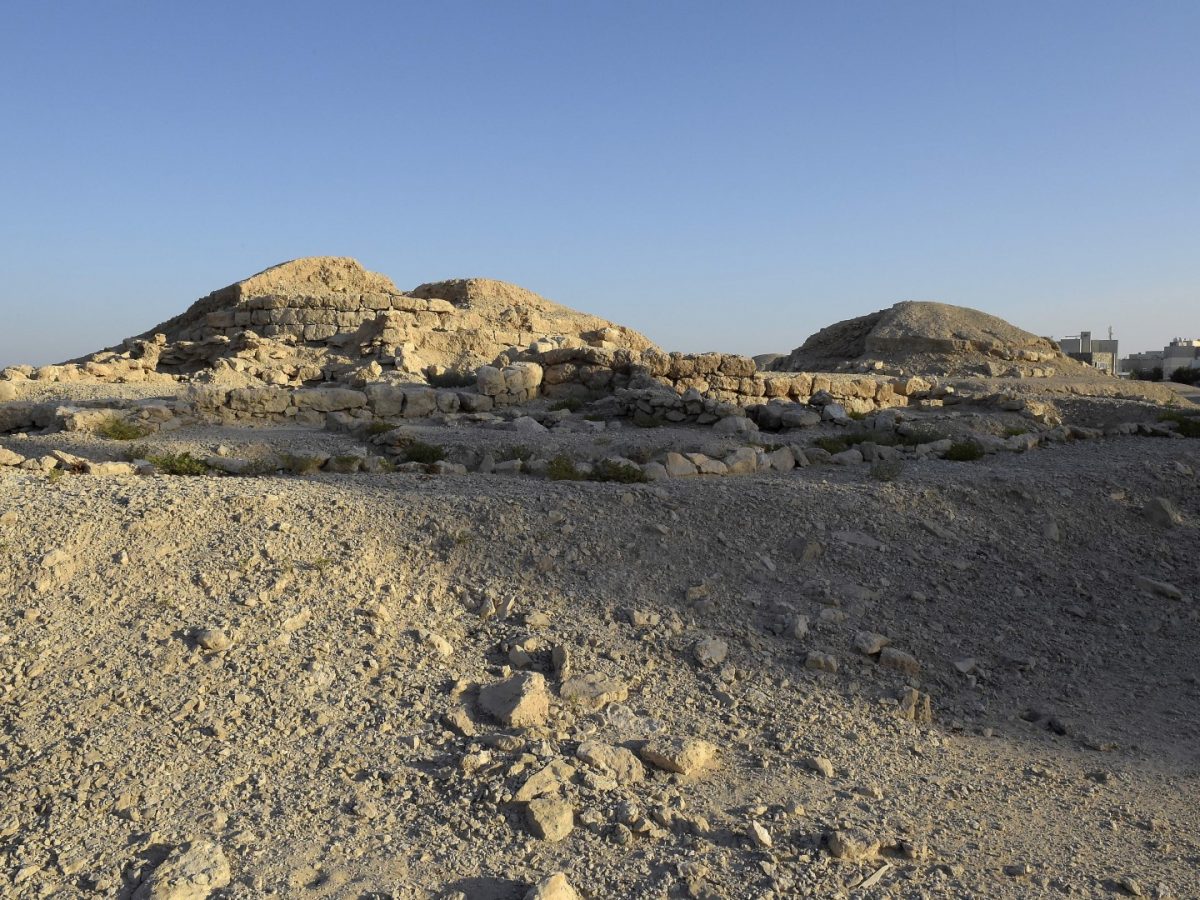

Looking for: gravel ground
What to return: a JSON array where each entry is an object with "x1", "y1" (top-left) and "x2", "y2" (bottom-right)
[{"x1": 1, "y1": 422, "x2": 1197, "y2": 899}]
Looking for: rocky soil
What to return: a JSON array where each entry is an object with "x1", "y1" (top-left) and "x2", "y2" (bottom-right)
[{"x1": 1, "y1": 413, "x2": 1198, "y2": 899}]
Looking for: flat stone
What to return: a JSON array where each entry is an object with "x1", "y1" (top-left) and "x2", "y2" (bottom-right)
[
  {"x1": 853, "y1": 631, "x2": 889, "y2": 655},
  {"x1": 524, "y1": 873, "x2": 580, "y2": 900},
  {"x1": 693, "y1": 637, "x2": 728, "y2": 668},
  {"x1": 805, "y1": 651, "x2": 838, "y2": 673},
  {"x1": 514, "y1": 760, "x2": 576, "y2": 802},
  {"x1": 1135, "y1": 576, "x2": 1184, "y2": 600},
  {"x1": 1144, "y1": 497, "x2": 1183, "y2": 528},
  {"x1": 575, "y1": 741, "x2": 644, "y2": 785},
  {"x1": 639, "y1": 735, "x2": 717, "y2": 776},
  {"x1": 526, "y1": 797, "x2": 574, "y2": 841},
  {"x1": 479, "y1": 672, "x2": 550, "y2": 728},
  {"x1": 826, "y1": 827, "x2": 880, "y2": 861},
  {"x1": 132, "y1": 840, "x2": 231, "y2": 900},
  {"x1": 879, "y1": 647, "x2": 920, "y2": 675},
  {"x1": 559, "y1": 673, "x2": 628, "y2": 711}
]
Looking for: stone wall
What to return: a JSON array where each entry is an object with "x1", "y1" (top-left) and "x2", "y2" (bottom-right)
[{"x1": 516, "y1": 346, "x2": 922, "y2": 416}]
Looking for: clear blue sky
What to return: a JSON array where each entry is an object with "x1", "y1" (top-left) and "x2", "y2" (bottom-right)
[{"x1": 1, "y1": 1, "x2": 1197, "y2": 366}]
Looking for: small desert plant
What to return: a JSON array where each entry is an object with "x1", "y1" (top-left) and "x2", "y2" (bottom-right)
[
  {"x1": 147, "y1": 452, "x2": 210, "y2": 475},
  {"x1": 945, "y1": 441, "x2": 984, "y2": 462},
  {"x1": 365, "y1": 421, "x2": 396, "y2": 436},
  {"x1": 425, "y1": 369, "x2": 476, "y2": 389},
  {"x1": 96, "y1": 416, "x2": 149, "y2": 441},
  {"x1": 282, "y1": 453, "x2": 323, "y2": 475},
  {"x1": 239, "y1": 457, "x2": 281, "y2": 476},
  {"x1": 1003, "y1": 426, "x2": 1030, "y2": 437},
  {"x1": 1158, "y1": 410, "x2": 1200, "y2": 438},
  {"x1": 549, "y1": 398, "x2": 584, "y2": 413},
  {"x1": 625, "y1": 445, "x2": 663, "y2": 465},
  {"x1": 497, "y1": 445, "x2": 533, "y2": 462},
  {"x1": 47, "y1": 467, "x2": 65, "y2": 484},
  {"x1": 813, "y1": 436, "x2": 849, "y2": 455},
  {"x1": 869, "y1": 459, "x2": 904, "y2": 482},
  {"x1": 848, "y1": 410, "x2": 867, "y2": 421},
  {"x1": 547, "y1": 454, "x2": 586, "y2": 481},
  {"x1": 898, "y1": 427, "x2": 949, "y2": 447},
  {"x1": 589, "y1": 459, "x2": 648, "y2": 483},
  {"x1": 398, "y1": 440, "x2": 445, "y2": 465}
]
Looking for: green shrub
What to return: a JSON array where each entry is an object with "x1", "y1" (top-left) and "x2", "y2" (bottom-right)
[
  {"x1": 1003, "y1": 426, "x2": 1029, "y2": 437},
  {"x1": 497, "y1": 445, "x2": 533, "y2": 462},
  {"x1": 399, "y1": 440, "x2": 446, "y2": 465},
  {"x1": 147, "y1": 452, "x2": 210, "y2": 475},
  {"x1": 365, "y1": 421, "x2": 396, "y2": 436},
  {"x1": 1158, "y1": 410, "x2": 1200, "y2": 437},
  {"x1": 47, "y1": 467, "x2": 65, "y2": 484},
  {"x1": 547, "y1": 454, "x2": 585, "y2": 481},
  {"x1": 282, "y1": 453, "x2": 323, "y2": 475},
  {"x1": 426, "y1": 369, "x2": 475, "y2": 389},
  {"x1": 945, "y1": 441, "x2": 984, "y2": 462},
  {"x1": 589, "y1": 459, "x2": 648, "y2": 483},
  {"x1": 549, "y1": 398, "x2": 584, "y2": 413},
  {"x1": 96, "y1": 416, "x2": 150, "y2": 441},
  {"x1": 1169, "y1": 367, "x2": 1200, "y2": 386},
  {"x1": 239, "y1": 457, "x2": 281, "y2": 476},
  {"x1": 813, "y1": 436, "x2": 849, "y2": 454},
  {"x1": 898, "y1": 427, "x2": 949, "y2": 446},
  {"x1": 869, "y1": 459, "x2": 904, "y2": 482}
]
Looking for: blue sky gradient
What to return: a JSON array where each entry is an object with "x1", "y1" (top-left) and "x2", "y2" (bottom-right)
[{"x1": 1, "y1": 1, "x2": 1197, "y2": 365}]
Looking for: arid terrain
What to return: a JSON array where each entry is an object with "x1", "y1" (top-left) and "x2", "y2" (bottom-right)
[{"x1": 1, "y1": 259, "x2": 1197, "y2": 899}]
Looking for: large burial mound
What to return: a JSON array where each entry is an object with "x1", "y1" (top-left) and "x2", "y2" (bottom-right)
[
  {"x1": 769, "y1": 300, "x2": 1097, "y2": 378},
  {"x1": 78, "y1": 256, "x2": 656, "y2": 384}
]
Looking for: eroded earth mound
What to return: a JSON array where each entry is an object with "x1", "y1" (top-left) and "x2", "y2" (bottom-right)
[
  {"x1": 769, "y1": 301, "x2": 1096, "y2": 378},
  {"x1": 69, "y1": 257, "x2": 656, "y2": 385}
]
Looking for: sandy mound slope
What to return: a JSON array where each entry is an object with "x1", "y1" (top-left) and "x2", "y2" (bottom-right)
[{"x1": 770, "y1": 301, "x2": 1096, "y2": 378}]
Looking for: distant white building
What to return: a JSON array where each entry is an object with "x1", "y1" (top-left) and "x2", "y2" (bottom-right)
[
  {"x1": 1119, "y1": 338, "x2": 1200, "y2": 377},
  {"x1": 1164, "y1": 338, "x2": 1200, "y2": 374},
  {"x1": 1059, "y1": 330, "x2": 1118, "y2": 373}
]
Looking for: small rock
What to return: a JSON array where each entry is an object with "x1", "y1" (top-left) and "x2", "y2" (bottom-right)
[
  {"x1": 1144, "y1": 497, "x2": 1182, "y2": 528},
  {"x1": 526, "y1": 798, "x2": 574, "y2": 841},
  {"x1": 559, "y1": 673, "x2": 628, "y2": 711},
  {"x1": 826, "y1": 827, "x2": 879, "y2": 861},
  {"x1": 807, "y1": 756, "x2": 835, "y2": 778},
  {"x1": 576, "y1": 741, "x2": 644, "y2": 785},
  {"x1": 748, "y1": 820, "x2": 773, "y2": 849},
  {"x1": 418, "y1": 629, "x2": 454, "y2": 657},
  {"x1": 805, "y1": 651, "x2": 838, "y2": 673},
  {"x1": 1134, "y1": 576, "x2": 1184, "y2": 601},
  {"x1": 853, "y1": 631, "x2": 889, "y2": 655},
  {"x1": 195, "y1": 628, "x2": 232, "y2": 653},
  {"x1": 897, "y1": 688, "x2": 933, "y2": 724},
  {"x1": 693, "y1": 637, "x2": 728, "y2": 668},
  {"x1": 515, "y1": 760, "x2": 576, "y2": 802},
  {"x1": 479, "y1": 672, "x2": 550, "y2": 728},
  {"x1": 878, "y1": 647, "x2": 920, "y2": 675},
  {"x1": 132, "y1": 840, "x2": 231, "y2": 900},
  {"x1": 639, "y1": 735, "x2": 717, "y2": 776},
  {"x1": 524, "y1": 873, "x2": 580, "y2": 900},
  {"x1": 1117, "y1": 876, "x2": 1145, "y2": 897}
]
